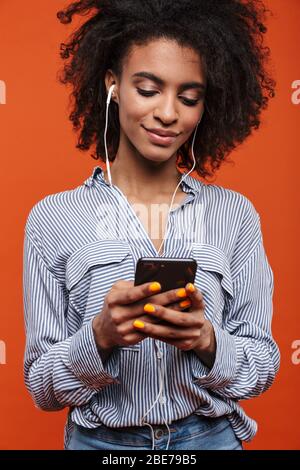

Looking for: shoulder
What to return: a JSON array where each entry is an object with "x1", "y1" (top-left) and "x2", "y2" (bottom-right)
[
  {"x1": 204, "y1": 184, "x2": 262, "y2": 272},
  {"x1": 195, "y1": 179, "x2": 259, "y2": 225},
  {"x1": 24, "y1": 183, "x2": 86, "y2": 245},
  {"x1": 195, "y1": 181, "x2": 262, "y2": 271},
  {"x1": 26, "y1": 184, "x2": 84, "y2": 224},
  {"x1": 204, "y1": 181, "x2": 255, "y2": 209}
]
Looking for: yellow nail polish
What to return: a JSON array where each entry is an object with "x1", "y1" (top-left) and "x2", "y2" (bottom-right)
[
  {"x1": 179, "y1": 299, "x2": 191, "y2": 308},
  {"x1": 149, "y1": 282, "x2": 161, "y2": 292},
  {"x1": 186, "y1": 283, "x2": 196, "y2": 292},
  {"x1": 176, "y1": 288, "x2": 187, "y2": 298},
  {"x1": 133, "y1": 320, "x2": 145, "y2": 329},
  {"x1": 144, "y1": 303, "x2": 156, "y2": 313}
]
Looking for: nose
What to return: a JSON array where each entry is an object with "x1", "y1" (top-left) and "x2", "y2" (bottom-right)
[{"x1": 153, "y1": 93, "x2": 178, "y2": 123}]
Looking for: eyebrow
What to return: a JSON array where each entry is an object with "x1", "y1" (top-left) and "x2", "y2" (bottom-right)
[{"x1": 131, "y1": 71, "x2": 206, "y2": 91}]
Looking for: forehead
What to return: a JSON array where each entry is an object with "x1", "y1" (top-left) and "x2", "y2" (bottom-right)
[{"x1": 123, "y1": 38, "x2": 206, "y2": 84}]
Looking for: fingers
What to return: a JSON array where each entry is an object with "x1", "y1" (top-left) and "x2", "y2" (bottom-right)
[
  {"x1": 119, "y1": 332, "x2": 145, "y2": 345},
  {"x1": 164, "y1": 298, "x2": 192, "y2": 313},
  {"x1": 132, "y1": 283, "x2": 205, "y2": 335},
  {"x1": 103, "y1": 280, "x2": 204, "y2": 348},
  {"x1": 185, "y1": 283, "x2": 205, "y2": 309},
  {"x1": 137, "y1": 302, "x2": 204, "y2": 329},
  {"x1": 132, "y1": 310, "x2": 202, "y2": 339},
  {"x1": 108, "y1": 281, "x2": 204, "y2": 328},
  {"x1": 115, "y1": 314, "x2": 164, "y2": 342},
  {"x1": 109, "y1": 296, "x2": 191, "y2": 326},
  {"x1": 108, "y1": 281, "x2": 162, "y2": 307},
  {"x1": 111, "y1": 280, "x2": 133, "y2": 290},
  {"x1": 145, "y1": 286, "x2": 190, "y2": 306},
  {"x1": 129, "y1": 288, "x2": 191, "y2": 318},
  {"x1": 139, "y1": 283, "x2": 203, "y2": 319},
  {"x1": 109, "y1": 281, "x2": 195, "y2": 309}
]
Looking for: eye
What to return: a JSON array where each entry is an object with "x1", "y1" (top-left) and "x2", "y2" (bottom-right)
[
  {"x1": 136, "y1": 88, "x2": 200, "y2": 107},
  {"x1": 136, "y1": 88, "x2": 157, "y2": 97},
  {"x1": 181, "y1": 97, "x2": 200, "y2": 107}
]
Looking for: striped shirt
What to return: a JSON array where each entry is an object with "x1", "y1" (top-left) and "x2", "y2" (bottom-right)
[{"x1": 23, "y1": 165, "x2": 280, "y2": 447}]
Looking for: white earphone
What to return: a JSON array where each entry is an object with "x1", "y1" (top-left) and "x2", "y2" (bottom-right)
[
  {"x1": 106, "y1": 83, "x2": 116, "y2": 105},
  {"x1": 104, "y1": 84, "x2": 116, "y2": 186}
]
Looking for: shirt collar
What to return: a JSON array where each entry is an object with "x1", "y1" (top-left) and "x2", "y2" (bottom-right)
[
  {"x1": 83, "y1": 165, "x2": 203, "y2": 194},
  {"x1": 83, "y1": 166, "x2": 104, "y2": 187}
]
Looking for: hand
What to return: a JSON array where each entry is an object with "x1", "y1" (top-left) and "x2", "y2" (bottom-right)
[
  {"x1": 132, "y1": 283, "x2": 216, "y2": 367},
  {"x1": 92, "y1": 280, "x2": 193, "y2": 351}
]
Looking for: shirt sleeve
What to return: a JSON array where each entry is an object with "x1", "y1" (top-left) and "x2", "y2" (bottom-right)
[
  {"x1": 190, "y1": 206, "x2": 280, "y2": 400},
  {"x1": 23, "y1": 230, "x2": 120, "y2": 412}
]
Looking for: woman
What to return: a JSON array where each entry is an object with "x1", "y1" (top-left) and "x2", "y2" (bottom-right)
[{"x1": 23, "y1": 0, "x2": 280, "y2": 450}]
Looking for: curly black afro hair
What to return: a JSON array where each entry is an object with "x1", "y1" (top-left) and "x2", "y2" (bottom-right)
[{"x1": 57, "y1": 0, "x2": 275, "y2": 180}]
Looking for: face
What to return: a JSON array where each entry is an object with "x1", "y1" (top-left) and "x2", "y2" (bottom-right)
[{"x1": 106, "y1": 38, "x2": 206, "y2": 165}]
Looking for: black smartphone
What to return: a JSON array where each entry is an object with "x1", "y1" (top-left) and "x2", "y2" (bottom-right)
[{"x1": 134, "y1": 256, "x2": 197, "y2": 295}]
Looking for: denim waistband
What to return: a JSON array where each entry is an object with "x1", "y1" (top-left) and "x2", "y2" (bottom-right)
[{"x1": 75, "y1": 413, "x2": 228, "y2": 440}]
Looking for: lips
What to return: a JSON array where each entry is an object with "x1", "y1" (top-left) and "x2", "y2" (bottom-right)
[
  {"x1": 145, "y1": 127, "x2": 179, "y2": 137},
  {"x1": 143, "y1": 126, "x2": 178, "y2": 146}
]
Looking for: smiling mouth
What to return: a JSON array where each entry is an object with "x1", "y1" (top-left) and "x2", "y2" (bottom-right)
[{"x1": 143, "y1": 127, "x2": 178, "y2": 146}]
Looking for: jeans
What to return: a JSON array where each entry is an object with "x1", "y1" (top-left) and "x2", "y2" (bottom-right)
[{"x1": 65, "y1": 413, "x2": 243, "y2": 450}]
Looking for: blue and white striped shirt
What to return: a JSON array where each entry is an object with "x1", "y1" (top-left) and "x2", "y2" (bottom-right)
[{"x1": 23, "y1": 165, "x2": 280, "y2": 447}]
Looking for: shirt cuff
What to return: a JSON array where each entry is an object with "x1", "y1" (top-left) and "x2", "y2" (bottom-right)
[
  {"x1": 190, "y1": 323, "x2": 237, "y2": 389},
  {"x1": 68, "y1": 319, "x2": 120, "y2": 389}
]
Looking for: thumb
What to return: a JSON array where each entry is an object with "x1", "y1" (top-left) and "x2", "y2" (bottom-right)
[{"x1": 185, "y1": 283, "x2": 205, "y2": 309}]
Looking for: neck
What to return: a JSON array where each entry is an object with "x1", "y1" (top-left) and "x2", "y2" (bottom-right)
[{"x1": 103, "y1": 153, "x2": 184, "y2": 201}]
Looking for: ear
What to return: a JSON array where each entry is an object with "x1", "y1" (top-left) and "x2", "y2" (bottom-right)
[
  {"x1": 111, "y1": 84, "x2": 119, "y2": 104},
  {"x1": 104, "y1": 69, "x2": 119, "y2": 103}
]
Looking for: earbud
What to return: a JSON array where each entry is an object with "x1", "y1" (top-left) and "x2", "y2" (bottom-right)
[{"x1": 106, "y1": 84, "x2": 116, "y2": 104}]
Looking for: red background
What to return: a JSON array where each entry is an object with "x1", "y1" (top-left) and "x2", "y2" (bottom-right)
[{"x1": 0, "y1": 0, "x2": 299, "y2": 449}]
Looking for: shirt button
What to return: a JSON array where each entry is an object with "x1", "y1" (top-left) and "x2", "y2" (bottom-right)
[
  {"x1": 159, "y1": 395, "x2": 166, "y2": 405},
  {"x1": 154, "y1": 429, "x2": 164, "y2": 439}
]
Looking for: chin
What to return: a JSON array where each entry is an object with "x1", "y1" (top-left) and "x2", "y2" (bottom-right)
[
  {"x1": 141, "y1": 153, "x2": 172, "y2": 166},
  {"x1": 140, "y1": 144, "x2": 177, "y2": 161}
]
